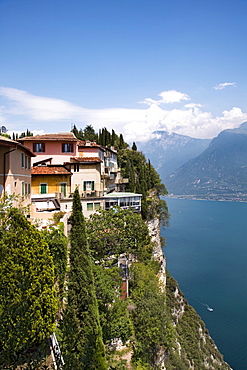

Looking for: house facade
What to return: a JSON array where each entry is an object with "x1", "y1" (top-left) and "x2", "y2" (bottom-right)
[
  {"x1": 0, "y1": 136, "x2": 35, "y2": 207},
  {"x1": 19, "y1": 133, "x2": 78, "y2": 165},
  {"x1": 19, "y1": 132, "x2": 138, "y2": 220},
  {"x1": 19, "y1": 133, "x2": 122, "y2": 199},
  {"x1": 31, "y1": 165, "x2": 72, "y2": 197},
  {"x1": 65, "y1": 157, "x2": 103, "y2": 195}
]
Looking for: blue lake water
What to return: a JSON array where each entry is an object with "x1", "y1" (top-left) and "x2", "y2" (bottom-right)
[{"x1": 161, "y1": 198, "x2": 247, "y2": 370}]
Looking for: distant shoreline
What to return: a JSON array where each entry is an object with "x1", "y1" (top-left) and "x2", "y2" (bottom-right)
[{"x1": 165, "y1": 194, "x2": 247, "y2": 203}]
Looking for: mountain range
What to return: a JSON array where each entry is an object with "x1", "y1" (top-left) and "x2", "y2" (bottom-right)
[
  {"x1": 137, "y1": 131, "x2": 210, "y2": 179},
  {"x1": 139, "y1": 122, "x2": 247, "y2": 201}
]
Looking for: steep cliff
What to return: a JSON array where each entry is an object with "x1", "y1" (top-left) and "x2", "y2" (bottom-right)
[{"x1": 147, "y1": 219, "x2": 230, "y2": 370}]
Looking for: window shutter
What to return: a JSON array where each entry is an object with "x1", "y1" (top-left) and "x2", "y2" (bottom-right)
[
  {"x1": 92, "y1": 181, "x2": 95, "y2": 191},
  {"x1": 83, "y1": 181, "x2": 86, "y2": 191},
  {"x1": 41, "y1": 184, "x2": 47, "y2": 194},
  {"x1": 42, "y1": 143, "x2": 45, "y2": 152},
  {"x1": 21, "y1": 153, "x2": 25, "y2": 168}
]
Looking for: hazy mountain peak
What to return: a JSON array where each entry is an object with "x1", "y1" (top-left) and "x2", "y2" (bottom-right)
[
  {"x1": 137, "y1": 131, "x2": 211, "y2": 179},
  {"x1": 165, "y1": 122, "x2": 247, "y2": 201}
]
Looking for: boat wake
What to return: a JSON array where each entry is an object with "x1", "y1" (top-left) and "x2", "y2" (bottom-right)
[{"x1": 186, "y1": 294, "x2": 214, "y2": 312}]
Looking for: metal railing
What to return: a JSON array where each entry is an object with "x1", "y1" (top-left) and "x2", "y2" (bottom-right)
[{"x1": 50, "y1": 332, "x2": 64, "y2": 369}]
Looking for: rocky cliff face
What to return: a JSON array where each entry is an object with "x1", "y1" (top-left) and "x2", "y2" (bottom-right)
[
  {"x1": 147, "y1": 218, "x2": 231, "y2": 370},
  {"x1": 147, "y1": 218, "x2": 166, "y2": 290}
]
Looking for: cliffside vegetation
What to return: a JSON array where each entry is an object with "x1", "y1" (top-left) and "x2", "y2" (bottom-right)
[
  {"x1": 61, "y1": 189, "x2": 107, "y2": 370},
  {"x1": 117, "y1": 148, "x2": 168, "y2": 223},
  {"x1": 0, "y1": 204, "x2": 57, "y2": 369},
  {"x1": 165, "y1": 272, "x2": 230, "y2": 370},
  {"x1": 0, "y1": 128, "x2": 230, "y2": 369}
]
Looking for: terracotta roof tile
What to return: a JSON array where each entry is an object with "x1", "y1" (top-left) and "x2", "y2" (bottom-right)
[
  {"x1": 20, "y1": 133, "x2": 77, "y2": 142},
  {"x1": 32, "y1": 165, "x2": 72, "y2": 175},
  {"x1": 0, "y1": 136, "x2": 36, "y2": 156},
  {"x1": 77, "y1": 140, "x2": 105, "y2": 149},
  {"x1": 69, "y1": 157, "x2": 103, "y2": 163}
]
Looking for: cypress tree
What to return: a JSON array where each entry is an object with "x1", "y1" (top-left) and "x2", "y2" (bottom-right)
[
  {"x1": 61, "y1": 189, "x2": 107, "y2": 369},
  {"x1": 111, "y1": 129, "x2": 116, "y2": 147},
  {"x1": 71, "y1": 124, "x2": 79, "y2": 139},
  {"x1": 119, "y1": 134, "x2": 124, "y2": 149},
  {"x1": 102, "y1": 128, "x2": 106, "y2": 146},
  {"x1": 98, "y1": 129, "x2": 102, "y2": 145},
  {"x1": 106, "y1": 129, "x2": 111, "y2": 146},
  {"x1": 132, "y1": 142, "x2": 137, "y2": 151}
]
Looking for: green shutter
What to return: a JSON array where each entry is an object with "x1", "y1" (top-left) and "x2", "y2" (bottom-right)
[
  {"x1": 92, "y1": 181, "x2": 95, "y2": 191},
  {"x1": 61, "y1": 183, "x2": 66, "y2": 197},
  {"x1": 40, "y1": 184, "x2": 47, "y2": 194},
  {"x1": 83, "y1": 181, "x2": 86, "y2": 191}
]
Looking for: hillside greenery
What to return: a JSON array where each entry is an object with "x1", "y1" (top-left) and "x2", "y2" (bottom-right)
[
  {"x1": 117, "y1": 149, "x2": 169, "y2": 222},
  {"x1": 42, "y1": 223, "x2": 68, "y2": 305},
  {"x1": 61, "y1": 189, "x2": 107, "y2": 369},
  {"x1": 0, "y1": 205, "x2": 57, "y2": 368},
  {"x1": 165, "y1": 271, "x2": 230, "y2": 370},
  {"x1": 0, "y1": 127, "x2": 230, "y2": 369},
  {"x1": 71, "y1": 124, "x2": 128, "y2": 149}
]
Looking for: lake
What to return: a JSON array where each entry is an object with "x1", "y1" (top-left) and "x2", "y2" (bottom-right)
[{"x1": 161, "y1": 198, "x2": 247, "y2": 370}]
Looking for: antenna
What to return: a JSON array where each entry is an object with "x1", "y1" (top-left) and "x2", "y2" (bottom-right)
[{"x1": 0, "y1": 126, "x2": 7, "y2": 133}]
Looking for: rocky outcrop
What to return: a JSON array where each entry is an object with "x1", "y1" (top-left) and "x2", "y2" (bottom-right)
[
  {"x1": 165, "y1": 272, "x2": 231, "y2": 369},
  {"x1": 147, "y1": 218, "x2": 166, "y2": 290}
]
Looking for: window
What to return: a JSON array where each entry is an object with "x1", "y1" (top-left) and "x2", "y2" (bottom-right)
[
  {"x1": 22, "y1": 182, "x2": 25, "y2": 196},
  {"x1": 28, "y1": 183, "x2": 31, "y2": 195},
  {"x1": 60, "y1": 183, "x2": 67, "y2": 197},
  {"x1": 62, "y1": 143, "x2": 73, "y2": 153},
  {"x1": 33, "y1": 143, "x2": 45, "y2": 152},
  {"x1": 94, "y1": 203, "x2": 100, "y2": 210},
  {"x1": 83, "y1": 181, "x2": 95, "y2": 191},
  {"x1": 21, "y1": 153, "x2": 25, "y2": 168},
  {"x1": 87, "y1": 203, "x2": 93, "y2": 211},
  {"x1": 73, "y1": 164, "x2": 80, "y2": 172},
  {"x1": 40, "y1": 183, "x2": 47, "y2": 194}
]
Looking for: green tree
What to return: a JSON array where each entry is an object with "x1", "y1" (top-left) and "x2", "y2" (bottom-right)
[
  {"x1": 118, "y1": 149, "x2": 169, "y2": 221},
  {"x1": 130, "y1": 262, "x2": 168, "y2": 368},
  {"x1": 132, "y1": 142, "x2": 137, "y2": 151},
  {"x1": 0, "y1": 207, "x2": 57, "y2": 365},
  {"x1": 93, "y1": 264, "x2": 133, "y2": 345},
  {"x1": 111, "y1": 129, "x2": 117, "y2": 147},
  {"x1": 119, "y1": 133, "x2": 125, "y2": 149},
  {"x1": 71, "y1": 124, "x2": 79, "y2": 138},
  {"x1": 61, "y1": 189, "x2": 107, "y2": 369},
  {"x1": 86, "y1": 207, "x2": 153, "y2": 263},
  {"x1": 83, "y1": 124, "x2": 98, "y2": 142},
  {"x1": 42, "y1": 223, "x2": 68, "y2": 300}
]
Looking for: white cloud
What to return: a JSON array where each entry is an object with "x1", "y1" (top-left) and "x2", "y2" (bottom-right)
[
  {"x1": 0, "y1": 87, "x2": 246, "y2": 143},
  {"x1": 213, "y1": 82, "x2": 236, "y2": 90},
  {"x1": 0, "y1": 87, "x2": 87, "y2": 121},
  {"x1": 184, "y1": 103, "x2": 203, "y2": 108},
  {"x1": 139, "y1": 97, "x2": 159, "y2": 106},
  {"x1": 140, "y1": 90, "x2": 190, "y2": 105},
  {"x1": 158, "y1": 90, "x2": 190, "y2": 104}
]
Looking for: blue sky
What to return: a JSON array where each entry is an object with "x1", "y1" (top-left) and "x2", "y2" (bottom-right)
[{"x1": 1, "y1": 0, "x2": 247, "y2": 142}]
